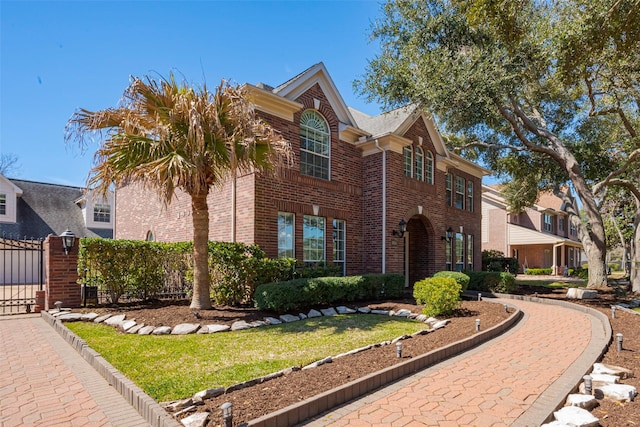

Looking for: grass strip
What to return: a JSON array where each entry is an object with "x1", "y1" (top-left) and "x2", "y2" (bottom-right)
[{"x1": 67, "y1": 314, "x2": 426, "y2": 401}]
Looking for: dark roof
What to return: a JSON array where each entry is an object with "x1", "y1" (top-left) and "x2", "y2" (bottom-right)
[{"x1": 0, "y1": 179, "x2": 112, "y2": 240}]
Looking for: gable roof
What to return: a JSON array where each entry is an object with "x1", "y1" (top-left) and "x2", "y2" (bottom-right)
[
  {"x1": 271, "y1": 62, "x2": 357, "y2": 127},
  {"x1": 0, "y1": 178, "x2": 112, "y2": 240}
]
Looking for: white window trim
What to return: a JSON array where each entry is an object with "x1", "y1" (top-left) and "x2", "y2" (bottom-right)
[
  {"x1": 415, "y1": 146, "x2": 424, "y2": 181},
  {"x1": 300, "y1": 110, "x2": 331, "y2": 180},
  {"x1": 425, "y1": 151, "x2": 434, "y2": 184},
  {"x1": 278, "y1": 212, "x2": 295, "y2": 258},
  {"x1": 403, "y1": 146, "x2": 413, "y2": 178}
]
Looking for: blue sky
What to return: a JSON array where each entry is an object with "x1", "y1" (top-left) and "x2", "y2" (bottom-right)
[{"x1": 1, "y1": 0, "x2": 384, "y2": 187}]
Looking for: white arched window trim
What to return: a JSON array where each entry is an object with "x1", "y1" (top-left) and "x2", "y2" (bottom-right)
[{"x1": 300, "y1": 110, "x2": 330, "y2": 180}]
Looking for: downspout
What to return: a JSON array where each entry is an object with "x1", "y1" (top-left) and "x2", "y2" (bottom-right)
[
  {"x1": 231, "y1": 175, "x2": 236, "y2": 242},
  {"x1": 375, "y1": 139, "x2": 386, "y2": 273}
]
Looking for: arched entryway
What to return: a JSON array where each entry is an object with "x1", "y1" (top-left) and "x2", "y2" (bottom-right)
[{"x1": 404, "y1": 215, "x2": 436, "y2": 288}]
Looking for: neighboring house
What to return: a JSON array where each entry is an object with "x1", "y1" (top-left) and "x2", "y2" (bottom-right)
[
  {"x1": 115, "y1": 63, "x2": 489, "y2": 287},
  {"x1": 482, "y1": 185, "x2": 583, "y2": 274},
  {"x1": 0, "y1": 174, "x2": 113, "y2": 240}
]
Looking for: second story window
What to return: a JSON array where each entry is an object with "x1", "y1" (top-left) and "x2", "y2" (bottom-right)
[
  {"x1": 543, "y1": 213, "x2": 553, "y2": 232},
  {"x1": 93, "y1": 204, "x2": 111, "y2": 223},
  {"x1": 446, "y1": 173, "x2": 453, "y2": 206},
  {"x1": 415, "y1": 146, "x2": 424, "y2": 181},
  {"x1": 403, "y1": 146, "x2": 413, "y2": 177},
  {"x1": 570, "y1": 222, "x2": 577, "y2": 236},
  {"x1": 455, "y1": 176, "x2": 465, "y2": 209},
  {"x1": 300, "y1": 110, "x2": 330, "y2": 180},
  {"x1": 425, "y1": 151, "x2": 434, "y2": 184},
  {"x1": 559, "y1": 217, "x2": 565, "y2": 233},
  {"x1": 466, "y1": 181, "x2": 473, "y2": 212},
  {"x1": 0, "y1": 194, "x2": 6, "y2": 215}
]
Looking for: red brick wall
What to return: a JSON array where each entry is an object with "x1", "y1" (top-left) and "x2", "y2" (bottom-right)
[
  {"x1": 114, "y1": 85, "x2": 484, "y2": 280},
  {"x1": 44, "y1": 235, "x2": 81, "y2": 310}
]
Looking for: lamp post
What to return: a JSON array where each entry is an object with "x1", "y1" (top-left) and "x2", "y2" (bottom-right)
[{"x1": 60, "y1": 229, "x2": 76, "y2": 255}]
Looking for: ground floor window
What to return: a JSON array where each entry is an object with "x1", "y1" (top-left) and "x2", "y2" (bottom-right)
[
  {"x1": 333, "y1": 219, "x2": 345, "y2": 275},
  {"x1": 445, "y1": 238, "x2": 452, "y2": 271},
  {"x1": 278, "y1": 212, "x2": 294, "y2": 258},
  {"x1": 467, "y1": 234, "x2": 473, "y2": 270},
  {"x1": 303, "y1": 215, "x2": 325, "y2": 264},
  {"x1": 455, "y1": 232, "x2": 465, "y2": 272}
]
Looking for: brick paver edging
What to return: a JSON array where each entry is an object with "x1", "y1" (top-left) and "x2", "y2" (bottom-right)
[
  {"x1": 494, "y1": 293, "x2": 613, "y2": 426},
  {"x1": 41, "y1": 311, "x2": 181, "y2": 427},
  {"x1": 247, "y1": 300, "x2": 524, "y2": 427}
]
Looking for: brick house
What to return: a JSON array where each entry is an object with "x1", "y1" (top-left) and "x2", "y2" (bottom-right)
[
  {"x1": 115, "y1": 63, "x2": 489, "y2": 287},
  {"x1": 482, "y1": 184, "x2": 583, "y2": 274}
]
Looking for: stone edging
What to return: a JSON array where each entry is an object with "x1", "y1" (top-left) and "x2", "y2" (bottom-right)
[
  {"x1": 491, "y1": 293, "x2": 613, "y2": 426},
  {"x1": 247, "y1": 299, "x2": 524, "y2": 427},
  {"x1": 41, "y1": 310, "x2": 182, "y2": 427}
]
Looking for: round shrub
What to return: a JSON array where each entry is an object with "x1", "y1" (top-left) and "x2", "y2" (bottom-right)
[
  {"x1": 413, "y1": 277, "x2": 461, "y2": 317},
  {"x1": 432, "y1": 271, "x2": 470, "y2": 293}
]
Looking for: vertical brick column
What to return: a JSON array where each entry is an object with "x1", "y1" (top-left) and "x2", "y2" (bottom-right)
[{"x1": 44, "y1": 235, "x2": 81, "y2": 310}]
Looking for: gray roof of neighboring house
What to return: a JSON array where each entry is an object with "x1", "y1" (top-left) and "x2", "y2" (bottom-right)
[
  {"x1": 348, "y1": 105, "x2": 416, "y2": 136},
  {"x1": 0, "y1": 179, "x2": 112, "y2": 240}
]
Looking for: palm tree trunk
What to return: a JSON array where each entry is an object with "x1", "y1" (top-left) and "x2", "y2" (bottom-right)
[{"x1": 190, "y1": 191, "x2": 212, "y2": 310}]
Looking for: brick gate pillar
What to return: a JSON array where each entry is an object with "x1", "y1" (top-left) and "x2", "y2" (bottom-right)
[{"x1": 44, "y1": 235, "x2": 81, "y2": 310}]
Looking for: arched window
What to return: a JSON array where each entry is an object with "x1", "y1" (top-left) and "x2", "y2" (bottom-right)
[
  {"x1": 425, "y1": 151, "x2": 434, "y2": 184},
  {"x1": 415, "y1": 146, "x2": 424, "y2": 181},
  {"x1": 146, "y1": 230, "x2": 154, "y2": 242},
  {"x1": 403, "y1": 146, "x2": 413, "y2": 177},
  {"x1": 300, "y1": 110, "x2": 330, "y2": 180}
]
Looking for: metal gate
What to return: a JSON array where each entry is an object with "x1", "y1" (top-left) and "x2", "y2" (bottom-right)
[{"x1": 0, "y1": 237, "x2": 44, "y2": 315}]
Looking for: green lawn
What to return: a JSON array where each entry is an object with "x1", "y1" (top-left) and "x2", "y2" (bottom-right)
[{"x1": 67, "y1": 314, "x2": 426, "y2": 401}]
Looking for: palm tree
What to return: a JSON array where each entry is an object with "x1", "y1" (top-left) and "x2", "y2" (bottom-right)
[{"x1": 66, "y1": 74, "x2": 291, "y2": 309}]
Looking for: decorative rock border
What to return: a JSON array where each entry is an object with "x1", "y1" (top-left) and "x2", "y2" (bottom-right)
[{"x1": 48, "y1": 304, "x2": 452, "y2": 337}]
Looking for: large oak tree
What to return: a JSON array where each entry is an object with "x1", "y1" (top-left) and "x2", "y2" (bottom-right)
[{"x1": 359, "y1": 0, "x2": 640, "y2": 289}]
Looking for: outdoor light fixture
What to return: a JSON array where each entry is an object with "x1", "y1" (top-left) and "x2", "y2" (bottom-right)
[
  {"x1": 441, "y1": 227, "x2": 453, "y2": 242},
  {"x1": 396, "y1": 341, "x2": 402, "y2": 358},
  {"x1": 221, "y1": 402, "x2": 233, "y2": 427},
  {"x1": 617, "y1": 333, "x2": 623, "y2": 351},
  {"x1": 392, "y1": 219, "x2": 407, "y2": 238},
  {"x1": 60, "y1": 229, "x2": 76, "y2": 255},
  {"x1": 583, "y1": 375, "x2": 593, "y2": 395}
]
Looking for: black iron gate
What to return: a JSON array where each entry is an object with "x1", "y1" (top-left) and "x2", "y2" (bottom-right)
[{"x1": 0, "y1": 237, "x2": 44, "y2": 315}]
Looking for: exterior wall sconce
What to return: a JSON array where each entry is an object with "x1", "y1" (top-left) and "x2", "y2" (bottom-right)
[
  {"x1": 392, "y1": 219, "x2": 407, "y2": 237},
  {"x1": 60, "y1": 229, "x2": 76, "y2": 255},
  {"x1": 441, "y1": 227, "x2": 453, "y2": 242}
]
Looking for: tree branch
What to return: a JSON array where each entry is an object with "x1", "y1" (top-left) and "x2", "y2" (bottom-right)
[{"x1": 593, "y1": 149, "x2": 640, "y2": 194}]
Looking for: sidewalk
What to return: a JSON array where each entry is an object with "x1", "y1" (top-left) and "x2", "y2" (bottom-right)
[
  {"x1": 303, "y1": 297, "x2": 609, "y2": 427},
  {"x1": 0, "y1": 314, "x2": 150, "y2": 427}
]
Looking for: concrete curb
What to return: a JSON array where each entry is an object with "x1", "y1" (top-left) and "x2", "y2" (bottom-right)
[
  {"x1": 247, "y1": 299, "x2": 524, "y2": 427},
  {"x1": 41, "y1": 310, "x2": 181, "y2": 427},
  {"x1": 492, "y1": 293, "x2": 612, "y2": 426}
]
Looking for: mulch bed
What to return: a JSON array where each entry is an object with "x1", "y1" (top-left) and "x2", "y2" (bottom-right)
[{"x1": 80, "y1": 288, "x2": 640, "y2": 426}]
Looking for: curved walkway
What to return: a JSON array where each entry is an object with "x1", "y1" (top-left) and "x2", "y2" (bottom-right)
[
  {"x1": 303, "y1": 297, "x2": 609, "y2": 427},
  {"x1": 0, "y1": 314, "x2": 151, "y2": 427}
]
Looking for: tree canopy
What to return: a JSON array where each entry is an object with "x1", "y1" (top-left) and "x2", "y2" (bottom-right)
[
  {"x1": 359, "y1": 0, "x2": 640, "y2": 289},
  {"x1": 66, "y1": 74, "x2": 291, "y2": 309}
]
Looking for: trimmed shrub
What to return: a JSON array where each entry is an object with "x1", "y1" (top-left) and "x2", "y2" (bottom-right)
[
  {"x1": 465, "y1": 271, "x2": 517, "y2": 294},
  {"x1": 253, "y1": 274, "x2": 405, "y2": 312},
  {"x1": 524, "y1": 268, "x2": 553, "y2": 275},
  {"x1": 413, "y1": 277, "x2": 461, "y2": 317},
  {"x1": 433, "y1": 271, "x2": 470, "y2": 293}
]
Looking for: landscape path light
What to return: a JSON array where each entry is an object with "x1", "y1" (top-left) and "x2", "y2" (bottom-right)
[
  {"x1": 583, "y1": 375, "x2": 592, "y2": 395},
  {"x1": 221, "y1": 402, "x2": 232, "y2": 427}
]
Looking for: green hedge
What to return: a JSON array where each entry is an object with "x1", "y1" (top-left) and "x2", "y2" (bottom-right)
[
  {"x1": 432, "y1": 271, "x2": 470, "y2": 293},
  {"x1": 524, "y1": 268, "x2": 553, "y2": 275},
  {"x1": 253, "y1": 274, "x2": 405, "y2": 312},
  {"x1": 79, "y1": 239, "x2": 298, "y2": 305},
  {"x1": 413, "y1": 277, "x2": 461, "y2": 317},
  {"x1": 465, "y1": 271, "x2": 517, "y2": 294}
]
